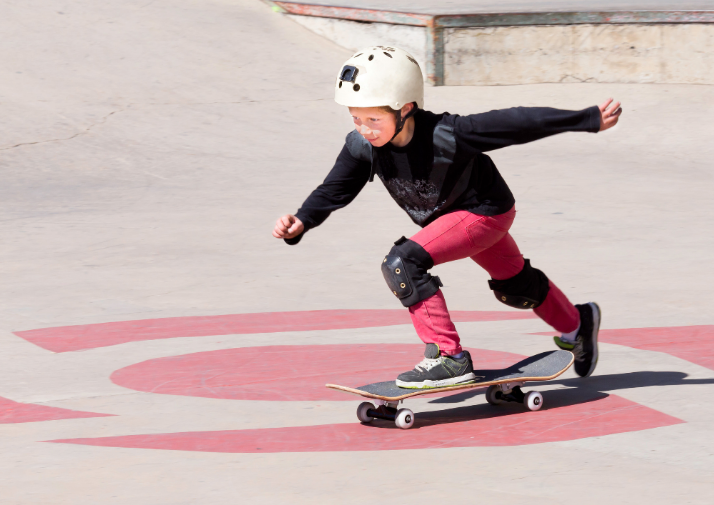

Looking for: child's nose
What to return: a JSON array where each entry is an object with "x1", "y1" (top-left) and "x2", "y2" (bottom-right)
[{"x1": 358, "y1": 124, "x2": 373, "y2": 135}]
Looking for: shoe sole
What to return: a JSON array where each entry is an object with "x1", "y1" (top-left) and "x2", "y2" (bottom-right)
[
  {"x1": 553, "y1": 336, "x2": 575, "y2": 351},
  {"x1": 583, "y1": 302, "x2": 601, "y2": 377},
  {"x1": 396, "y1": 372, "x2": 477, "y2": 389}
]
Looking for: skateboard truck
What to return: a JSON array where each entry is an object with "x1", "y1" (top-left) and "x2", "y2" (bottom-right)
[
  {"x1": 486, "y1": 382, "x2": 543, "y2": 411},
  {"x1": 366, "y1": 401, "x2": 398, "y2": 421},
  {"x1": 357, "y1": 399, "x2": 414, "y2": 429}
]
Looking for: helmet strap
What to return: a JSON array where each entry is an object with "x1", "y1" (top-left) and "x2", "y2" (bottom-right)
[{"x1": 389, "y1": 103, "x2": 418, "y2": 142}]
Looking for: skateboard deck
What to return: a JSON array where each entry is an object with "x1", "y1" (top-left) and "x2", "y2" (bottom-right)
[
  {"x1": 327, "y1": 350, "x2": 574, "y2": 401},
  {"x1": 326, "y1": 350, "x2": 574, "y2": 429}
]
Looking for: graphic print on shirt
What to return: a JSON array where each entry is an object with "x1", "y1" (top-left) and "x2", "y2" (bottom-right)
[
  {"x1": 379, "y1": 175, "x2": 442, "y2": 225},
  {"x1": 374, "y1": 122, "x2": 473, "y2": 227}
]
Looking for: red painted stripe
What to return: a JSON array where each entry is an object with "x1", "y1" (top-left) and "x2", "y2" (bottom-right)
[
  {"x1": 14, "y1": 310, "x2": 535, "y2": 353},
  {"x1": 111, "y1": 344, "x2": 525, "y2": 402},
  {"x1": 274, "y1": 2, "x2": 431, "y2": 26},
  {"x1": 600, "y1": 326, "x2": 714, "y2": 371},
  {"x1": 536, "y1": 325, "x2": 714, "y2": 371},
  {"x1": 0, "y1": 396, "x2": 113, "y2": 424},
  {"x1": 48, "y1": 394, "x2": 682, "y2": 452}
]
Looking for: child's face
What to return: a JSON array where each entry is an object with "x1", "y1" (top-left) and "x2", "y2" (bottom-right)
[{"x1": 349, "y1": 107, "x2": 396, "y2": 148}]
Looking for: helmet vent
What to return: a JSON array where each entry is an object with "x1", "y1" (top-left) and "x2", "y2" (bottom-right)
[
  {"x1": 368, "y1": 55, "x2": 374, "y2": 61},
  {"x1": 354, "y1": 53, "x2": 363, "y2": 57},
  {"x1": 383, "y1": 52, "x2": 392, "y2": 58},
  {"x1": 338, "y1": 81, "x2": 342, "y2": 88},
  {"x1": 353, "y1": 84, "x2": 360, "y2": 91},
  {"x1": 406, "y1": 55, "x2": 419, "y2": 67}
]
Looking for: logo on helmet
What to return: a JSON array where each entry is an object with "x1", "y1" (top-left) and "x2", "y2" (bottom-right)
[{"x1": 339, "y1": 65, "x2": 359, "y2": 83}]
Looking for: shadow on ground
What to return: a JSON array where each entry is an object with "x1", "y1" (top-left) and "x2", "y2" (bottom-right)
[
  {"x1": 430, "y1": 370, "x2": 714, "y2": 405},
  {"x1": 360, "y1": 371, "x2": 713, "y2": 430}
]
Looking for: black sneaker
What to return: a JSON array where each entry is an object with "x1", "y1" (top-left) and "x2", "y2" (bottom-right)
[
  {"x1": 554, "y1": 302, "x2": 601, "y2": 377},
  {"x1": 396, "y1": 343, "x2": 476, "y2": 389}
]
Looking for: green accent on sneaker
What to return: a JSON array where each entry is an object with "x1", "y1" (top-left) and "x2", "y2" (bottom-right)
[
  {"x1": 396, "y1": 379, "x2": 476, "y2": 390},
  {"x1": 442, "y1": 355, "x2": 467, "y2": 376},
  {"x1": 553, "y1": 336, "x2": 575, "y2": 350},
  {"x1": 395, "y1": 348, "x2": 476, "y2": 389}
]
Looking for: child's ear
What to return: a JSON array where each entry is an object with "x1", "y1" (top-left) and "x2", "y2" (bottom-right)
[{"x1": 401, "y1": 102, "x2": 414, "y2": 119}]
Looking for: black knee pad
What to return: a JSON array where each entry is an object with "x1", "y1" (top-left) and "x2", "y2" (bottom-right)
[
  {"x1": 488, "y1": 259, "x2": 550, "y2": 309},
  {"x1": 381, "y1": 236, "x2": 443, "y2": 307}
]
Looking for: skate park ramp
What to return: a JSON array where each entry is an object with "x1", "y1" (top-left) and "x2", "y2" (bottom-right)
[
  {"x1": 269, "y1": 0, "x2": 714, "y2": 14},
  {"x1": 269, "y1": 0, "x2": 714, "y2": 84},
  {"x1": 1, "y1": 1, "x2": 714, "y2": 504}
]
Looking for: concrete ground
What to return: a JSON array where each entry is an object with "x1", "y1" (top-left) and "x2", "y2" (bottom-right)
[{"x1": 1, "y1": 1, "x2": 713, "y2": 504}]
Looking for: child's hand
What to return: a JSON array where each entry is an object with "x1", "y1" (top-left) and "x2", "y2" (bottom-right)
[
  {"x1": 273, "y1": 214, "x2": 304, "y2": 239},
  {"x1": 599, "y1": 98, "x2": 622, "y2": 131}
]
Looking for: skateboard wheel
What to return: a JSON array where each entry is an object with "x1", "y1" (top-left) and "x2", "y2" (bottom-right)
[
  {"x1": 524, "y1": 391, "x2": 543, "y2": 411},
  {"x1": 395, "y1": 408, "x2": 415, "y2": 429},
  {"x1": 485, "y1": 385, "x2": 504, "y2": 405},
  {"x1": 356, "y1": 402, "x2": 375, "y2": 423}
]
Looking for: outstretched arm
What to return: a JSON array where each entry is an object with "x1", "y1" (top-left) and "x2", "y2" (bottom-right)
[
  {"x1": 273, "y1": 144, "x2": 371, "y2": 245},
  {"x1": 453, "y1": 99, "x2": 621, "y2": 153}
]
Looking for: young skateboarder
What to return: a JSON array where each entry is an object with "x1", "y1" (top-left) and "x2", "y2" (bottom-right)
[{"x1": 273, "y1": 46, "x2": 621, "y2": 389}]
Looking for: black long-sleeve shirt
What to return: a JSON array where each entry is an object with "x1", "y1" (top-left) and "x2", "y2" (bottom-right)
[{"x1": 287, "y1": 106, "x2": 601, "y2": 244}]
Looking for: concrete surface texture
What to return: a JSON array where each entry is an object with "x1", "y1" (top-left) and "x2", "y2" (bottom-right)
[
  {"x1": 1, "y1": 1, "x2": 714, "y2": 504},
  {"x1": 277, "y1": 0, "x2": 714, "y2": 15},
  {"x1": 444, "y1": 23, "x2": 714, "y2": 85}
]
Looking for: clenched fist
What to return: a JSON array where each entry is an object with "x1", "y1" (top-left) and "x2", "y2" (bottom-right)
[{"x1": 273, "y1": 214, "x2": 304, "y2": 240}]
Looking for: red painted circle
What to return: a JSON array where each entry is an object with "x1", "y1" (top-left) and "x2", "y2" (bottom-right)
[
  {"x1": 110, "y1": 344, "x2": 524, "y2": 401},
  {"x1": 51, "y1": 393, "x2": 684, "y2": 452}
]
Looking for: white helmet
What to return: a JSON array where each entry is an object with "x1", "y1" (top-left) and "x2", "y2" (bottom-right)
[{"x1": 334, "y1": 46, "x2": 424, "y2": 110}]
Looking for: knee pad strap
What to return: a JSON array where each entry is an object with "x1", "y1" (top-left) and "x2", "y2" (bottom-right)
[
  {"x1": 382, "y1": 237, "x2": 442, "y2": 307},
  {"x1": 488, "y1": 259, "x2": 550, "y2": 309}
]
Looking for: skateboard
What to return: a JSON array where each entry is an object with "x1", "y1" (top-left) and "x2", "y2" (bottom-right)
[{"x1": 326, "y1": 350, "x2": 574, "y2": 429}]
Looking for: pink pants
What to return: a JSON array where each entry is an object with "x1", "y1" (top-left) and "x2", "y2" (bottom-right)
[{"x1": 408, "y1": 207, "x2": 580, "y2": 355}]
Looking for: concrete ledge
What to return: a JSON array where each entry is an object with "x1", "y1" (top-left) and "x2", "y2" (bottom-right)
[
  {"x1": 264, "y1": 1, "x2": 714, "y2": 85},
  {"x1": 446, "y1": 24, "x2": 714, "y2": 85}
]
